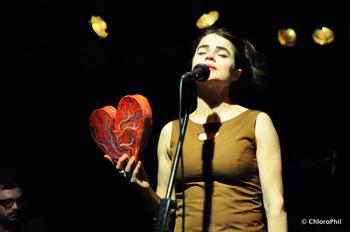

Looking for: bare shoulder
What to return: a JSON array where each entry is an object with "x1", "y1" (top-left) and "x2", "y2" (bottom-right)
[
  {"x1": 256, "y1": 111, "x2": 273, "y2": 124},
  {"x1": 255, "y1": 111, "x2": 279, "y2": 138},
  {"x1": 255, "y1": 111, "x2": 276, "y2": 132},
  {"x1": 157, "y1": 121, "x2": 173, "y2": 158},
  {"x1": 159, "y1": 121, "x2": 173, "y2": 138}
]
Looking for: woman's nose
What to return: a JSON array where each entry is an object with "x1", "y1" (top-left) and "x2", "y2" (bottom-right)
[{"x1": 205, "y1": 55, "x2": 215, "y2": 61}]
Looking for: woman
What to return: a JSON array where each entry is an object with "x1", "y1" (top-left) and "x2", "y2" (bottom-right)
[{"x1": 112, "y1": 27, "x2": 287, "y2": 232}]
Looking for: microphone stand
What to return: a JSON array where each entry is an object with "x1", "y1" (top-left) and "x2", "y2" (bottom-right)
[{"x1": 153, "y1": 78, "x2": 191, "y2": 232}]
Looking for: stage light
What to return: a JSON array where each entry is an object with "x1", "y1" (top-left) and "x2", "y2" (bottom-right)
[
  {"x1": 89, "y1": 15, "x2": 108, "y2": 39},
  {"x1": 196, "y1": 11, "x2": 220, "y2": 29},
  {"x1": 312, "y1": 27, "x2": 334, "y2": 45},
  {"x1": 277, "y1": 28, "x2": 297, "y2": 47}
]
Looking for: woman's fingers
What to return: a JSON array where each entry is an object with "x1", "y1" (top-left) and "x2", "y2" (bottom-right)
[
  {"x1": 114, "y1": 154, "x2": 129, "y2": 178},
  {"x1": 103, "y1": 154, "x2": 141, "y2": 180},
  {"x1": 124, "y1": 156, "x2": 136, "y2": 178},
  {"x1": 116, "y1": 154, "x2": 129, "y2": 170},
  {"x1": 134, "y1": 161, "x2": 142, "y2": 174},
  {"x1": 103, "y1": 154, "x2": 114, "y2": 164},
  {"x1": 131, "y1": 161, "x2": 142, "y2": 182}
]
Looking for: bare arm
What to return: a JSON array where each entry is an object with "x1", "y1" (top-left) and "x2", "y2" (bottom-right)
[
  {"x1": 155, "y1": 121, "x2": 175, "y2": 201},
  {"x1": 255, "y1": 112, "x2": 288, "y2": 232}
]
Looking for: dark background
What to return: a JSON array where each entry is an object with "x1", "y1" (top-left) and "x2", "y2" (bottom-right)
[{"x1": 2, "y1": 0, "x2": 349, "y2": 231}]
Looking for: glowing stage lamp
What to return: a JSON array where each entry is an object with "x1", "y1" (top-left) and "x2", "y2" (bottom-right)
[
  {"x1": 89, "y1": 15, "x2": 108, "y2": 39},
  {"x1": 277, "y1": 28, "x2": 297, "y2": 47},
  {"x1": 196, "y1": 11, "x2": 220, "y2": 29},
  {"x1": 312, "y1": 27, "x2": 334, "y2": 45}
]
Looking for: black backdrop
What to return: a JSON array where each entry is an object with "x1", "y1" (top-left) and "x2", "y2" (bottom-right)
[{"x1": 2, "y1": 1, "x2": 349, "y2": 231}]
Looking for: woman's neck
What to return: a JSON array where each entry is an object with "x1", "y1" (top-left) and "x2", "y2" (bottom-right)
[
  {"x1": 190, "y1": 83, "x2": 247, "y2": 123},
  {"x1": 196, "y1": 83, "x2": 231, "y2": 108},
  {"x1": 196, "y1": 98, "x2": 233, "y2": 115},
  {"x1": 191, "y1": 98, "x2": 247, "y2": 124}
]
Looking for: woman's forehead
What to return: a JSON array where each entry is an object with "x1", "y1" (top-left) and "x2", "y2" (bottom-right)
[{"x1": 198, "y1": 33, "x2": 234, "y2": 50}]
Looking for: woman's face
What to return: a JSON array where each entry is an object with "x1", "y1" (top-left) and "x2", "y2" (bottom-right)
[{"x1": 192, "y1": 33, "x2": 238, "y2": 83}]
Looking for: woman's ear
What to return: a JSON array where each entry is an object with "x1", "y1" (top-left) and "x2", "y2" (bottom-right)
[{"x1": 231, "y1": 68, "x2": 242, "y2": 81}]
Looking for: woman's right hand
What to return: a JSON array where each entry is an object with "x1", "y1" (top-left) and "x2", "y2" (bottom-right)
[{"x1": 104, "y1": 154, "x2": 151, "y2": 190}]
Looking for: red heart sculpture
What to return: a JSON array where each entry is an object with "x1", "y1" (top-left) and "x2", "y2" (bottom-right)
[{"x1": 89, "y1": 94, "x2": 152, "y2": 164}]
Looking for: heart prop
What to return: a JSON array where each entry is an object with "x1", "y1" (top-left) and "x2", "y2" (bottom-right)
[{"x1": 89, "y1": 94, "x2": 152, "y2": 164}]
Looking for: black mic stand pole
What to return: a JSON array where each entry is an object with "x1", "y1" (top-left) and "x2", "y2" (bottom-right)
[{"x1": 153, "y1": 99, "x2": 190, "y2": 232}]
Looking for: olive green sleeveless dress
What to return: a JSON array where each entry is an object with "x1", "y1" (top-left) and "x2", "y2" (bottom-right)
[{"x1": 169, "y1": 110, "x2": 266, "y2": 232}]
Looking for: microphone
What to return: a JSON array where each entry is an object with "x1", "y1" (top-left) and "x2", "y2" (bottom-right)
[{"x1": 181, "y1": 63, "x2": 210, "y2": 82}]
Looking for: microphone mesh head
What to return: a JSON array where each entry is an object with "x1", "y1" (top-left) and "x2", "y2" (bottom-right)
[{"x1": 194, "y1": 63, "x2": 210, "y2": 81}]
